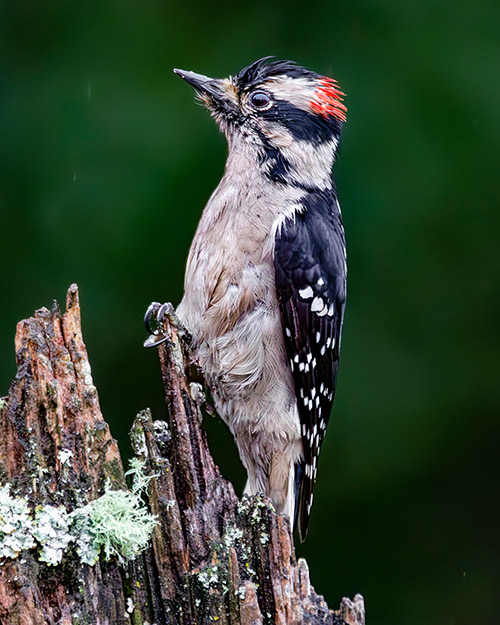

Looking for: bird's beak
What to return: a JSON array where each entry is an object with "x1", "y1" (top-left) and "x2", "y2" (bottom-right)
[
  {"x1": 173, "y1": 68, "x2": 225, "y2": 100},
  {"x1": 173, "y1": 68, "x2": 237, "y2": 117}
]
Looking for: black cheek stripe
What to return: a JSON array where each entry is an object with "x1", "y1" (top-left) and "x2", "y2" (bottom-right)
[{"x1": 262, "y1": 100, "x2": 342, "y2": 146}]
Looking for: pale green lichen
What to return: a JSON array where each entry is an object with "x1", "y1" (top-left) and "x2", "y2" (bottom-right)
[
  {"x1": 237, "y1": 494, "x2": 272, "y2": 515},
  {"x1": 0, "y1": 459, "x2": 157, "y2": 567},
  {"x1": 198, "y1": 564, "x2": 222, "y2": 589},
  {"x1": 71, "y1": 482, "x2": 157, "y2": 565},
  {"x1": 222, "y1": 524, "x2": 251, "y2": 566},
  {"x1": 126, "y1": 457, "x2": 157, "y2": 496},
  {"x1": 223, "y1": 526, "x2": 243, "y2": 548},
  {"x1": 58, "y1": 449, "x2": 74, "y2": 466},
  {"x1": 71, "y1": 458, "x2": 158, "y2": 566},
  {"x1": 126, "y1": 597, "x2": 134, "y2": 614},
  {"x1": 32, "y1": 505, "x2": 72, "y2": 565},
  {"x1": 129, "y1": 424, "x2": 148, "y2": 458},
  {"x1": 0, "y1": 485, "x2": 35, "y2": 559},
  {"x1": 192, "y1": 522, "x2": 256, "y2": 598}
]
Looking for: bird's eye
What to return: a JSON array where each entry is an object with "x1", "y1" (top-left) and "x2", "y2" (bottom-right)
[{"x1": 249, "y1": 91, "x2": 273, "y2": 110}]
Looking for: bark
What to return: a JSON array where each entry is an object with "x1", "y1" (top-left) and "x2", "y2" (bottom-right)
[{"x1": 0, "y1": 284, "x2": 365, "y2": 625}]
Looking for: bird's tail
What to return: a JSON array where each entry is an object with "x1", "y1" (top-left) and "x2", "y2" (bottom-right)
[{"x1": 294, "y1": 460, "x2": 313, "y2": 542}]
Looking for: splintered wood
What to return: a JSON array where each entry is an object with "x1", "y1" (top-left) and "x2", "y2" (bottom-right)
[{"x1": 0, "y1": 284, "x2": 364, "y2": 625}]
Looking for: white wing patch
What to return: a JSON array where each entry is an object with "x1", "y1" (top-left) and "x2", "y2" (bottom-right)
[{"x1": 299, "y1": 286, "x2": 314, "y2": 299}]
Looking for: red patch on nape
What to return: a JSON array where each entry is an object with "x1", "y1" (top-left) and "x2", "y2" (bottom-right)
[{"x1": 310, "y1": 77, "x2": 347, "y2": 123}]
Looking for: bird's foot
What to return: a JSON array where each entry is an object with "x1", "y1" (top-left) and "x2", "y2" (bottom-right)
[{"x1": 143, "y1": 301, "x2": 191, "y2": 348}]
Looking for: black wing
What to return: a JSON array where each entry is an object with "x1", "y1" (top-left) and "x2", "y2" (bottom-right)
[{"x1": 274, "y1": 191, "x2": 347, "y2": 541}]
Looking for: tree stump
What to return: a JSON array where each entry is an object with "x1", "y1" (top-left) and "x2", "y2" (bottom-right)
[{"x1": 0, "y1": 284, "x2": 365, "y2": 625}]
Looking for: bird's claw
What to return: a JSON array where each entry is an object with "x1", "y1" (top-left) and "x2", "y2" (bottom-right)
[
  {"x1": 144, "y1": 301, "x2": 174, "y2": 334},
  {"x1": 143, "y1": 301, "x2": 191, "y2": 348},
  {"x1": 143, "y1": 333, "x2": 169, "y2": 348},
  {"x1": 144, "y1": 302, "x2": 170, "y2": 348}
]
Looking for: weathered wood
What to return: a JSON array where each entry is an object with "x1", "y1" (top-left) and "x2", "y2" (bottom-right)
[{"x1": 0, "y1": 285, "x2": 365, "y2": 624}]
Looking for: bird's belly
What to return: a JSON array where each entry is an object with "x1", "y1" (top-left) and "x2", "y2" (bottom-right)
[
  {"x1": 177, "y1": 259, "x2": 299, "y2": 441},
  {"x1": 202, "y1": 302, "x2": 299, "y2": 440}
]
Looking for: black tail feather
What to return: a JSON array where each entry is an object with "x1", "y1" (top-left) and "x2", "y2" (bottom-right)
[{"x1": 294, "y1": 461, "x2": 313, "y2": 542}]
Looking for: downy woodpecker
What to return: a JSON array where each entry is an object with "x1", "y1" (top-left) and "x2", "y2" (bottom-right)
[{"x1": 146, "y1": 57, "x2": 347, "y2": 541}]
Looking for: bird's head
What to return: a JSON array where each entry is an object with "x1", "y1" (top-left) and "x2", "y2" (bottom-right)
[{"x1": 174, "y1": 57, "x2": 347, "y2": 189}]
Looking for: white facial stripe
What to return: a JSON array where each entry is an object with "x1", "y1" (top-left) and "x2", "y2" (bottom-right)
[
  {"x1": 257, "y1": 118, "x2": 338, "y2": 190},
  {"x1": 281, "y1": 137, "x2": 338, "y2": 190},
  {"x1": 265, "y1": 76, "x2": 317, "y2": 113}
]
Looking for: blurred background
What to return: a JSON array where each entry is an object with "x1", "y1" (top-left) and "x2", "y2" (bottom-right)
[{"x1": 1, "y1": 1, "x2": 499, "y2": 623}]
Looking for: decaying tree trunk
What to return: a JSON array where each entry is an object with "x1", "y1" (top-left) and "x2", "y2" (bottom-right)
[{"x1": 0, "y1": 284, "x2": 365, "y2": 625}]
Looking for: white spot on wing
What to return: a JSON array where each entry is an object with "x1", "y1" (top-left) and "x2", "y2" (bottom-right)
[
  {"x1": 307, "y1": 493, "x2": 314, "y2": 513},
  {"x1": 299, "y1": 286, "x2": 314, "y2": 300},
  {"x1": 310, "y1": 297, "x2": 324, "y2": 312}
]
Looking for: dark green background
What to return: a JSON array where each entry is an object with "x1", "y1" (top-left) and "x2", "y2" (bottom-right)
[{"x1": 1, "y1": 1, "x2": 499, "y2": 623}]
